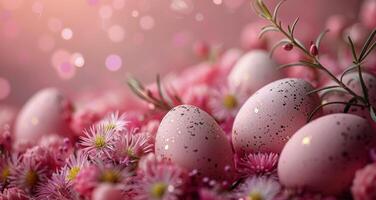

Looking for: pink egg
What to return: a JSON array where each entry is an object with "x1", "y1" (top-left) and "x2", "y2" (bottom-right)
[
  {"x1": 14, "y1": 88, "x2": 73, "y2": 148},
  {"x1": 278, "y1": 113, "x2": 376, "y2": 195},
  {"x1": 232, "y1": 78, "x2": 320, "y2": 154},
  {"x1": 228, "y1": 50, "x2": 284, "y2": 95},
  {"x1": 321, "y1": 72, "x2": 376, "y2": 130},
  {"x1": 92, "y1": 184, "x2": 123, "y2": 200},
  {"x1": 155, "y1": 105, "x2": 234, "y2": 181}
]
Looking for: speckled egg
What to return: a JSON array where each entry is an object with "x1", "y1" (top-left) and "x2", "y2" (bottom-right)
[
  {"x1": 232, "y1": 78, "x2": 320, "y2": 154},
  {"x1": 278, "y1": 113, "x2": 376, "y2": 195},
  {"x1": 14, "y1": 88, "x2": 73, "y2": 148},
  {"x1": 155, "y1": 105, "x2": 234, "y2": 181},
  {"x1": 227, "y1": 50, "x2": 284, "y2": 94},
  {"x1": 321, "y1": 71, "x2": 376, "y2": 130}
]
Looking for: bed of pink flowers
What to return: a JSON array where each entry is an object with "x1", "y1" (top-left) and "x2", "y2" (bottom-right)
[{"x1": 1, "y1": 1, "x2": 376, "y2": 200}]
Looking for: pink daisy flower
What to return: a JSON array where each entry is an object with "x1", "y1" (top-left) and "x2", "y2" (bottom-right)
[
  {"x1": 0, "y1": 155, "x2": 12, "y2": 190},
  {"x1": 97, "y1": 111, "x2": 129, "y2": 133},
  {"x1": 236, "y1": 152, "x2": 279, "y2": 177},
  {"x1": 0, "y1": 187, "x2": 29, "y2": 200},
  {"x1": 36, "y1": 169, "x2": 79, "y2": 200},
  {"x1": 352, "y1": 163, "x2": 376, "y2": 200},
  {"x1": 134, "y1": 154, "x2": 188, "y2": 200},
  {"x1": 80, "y1": 124, "x2": 116, "y2": 158},
  {"x1": 73, "y1": 163, "x2": 132, "y2": 197},
  {"x1": 112, "y1": 130, "x2": 153, "y2": 165},
  {"x1": 234, "y1": 176, "x2": 281, "y2": 200},
  {"x1": 64, "y1": 151, "x2": 89, "y2": 181},
  {"x1": 9, "y1": 158, "x2": 47, "y2": 194},
  {"x1": 208, "y1": 85, "x2": 247, "y2": 121}
]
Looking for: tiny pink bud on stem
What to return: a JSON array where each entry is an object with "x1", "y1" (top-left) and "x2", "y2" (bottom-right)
[
  {"x1": 283, "y1": 43, "x2": 293, "y2": 51},
  {"x1": 309, "y1": 42, "x2": 318, "y2": 56}
]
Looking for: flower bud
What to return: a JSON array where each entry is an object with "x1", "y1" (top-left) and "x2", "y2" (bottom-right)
[
  {"x1": 309, "y1": 42, "x2": 318, "y2": 56},
  {"x1": 283, "y1": 43, "x2": 293, "y2": 51}
]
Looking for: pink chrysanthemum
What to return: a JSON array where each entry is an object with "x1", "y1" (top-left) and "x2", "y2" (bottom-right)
[
  {"x1": 0, "y1": 155, "x2": 12, "y2": 190},
  {"x1": 234, "y1": 176, "x2": 281, "y2": 200},
  {"x1": 0, "y1": 187, "x2": 29, "y2": 200},
  {"x1": 9, "y1": 158, "x2": 47, "y2": 194},
  {"x1": 36, "y1": 169, "x2": 79, "y2": 200},
  {"x1": 208, "y1": 86, "x2": 247, "y2": 121},
  {"x1": 112, "y1": 130, "x2": 153, "y2": 165},
  {"x1": 23, "y1": 145, "x2": 64, "y2": 172},
  {"x1": 73, "y1": 163, "x2": 132, "y2": 197},
  {"x1": 64, "y1": 151, "x2": 89, "y2": 181},
  {"x1": 97, "y1": 111, "x2": 128, "y2": 133},
  {"x1": 236, "y1": 152, "x2": 279, "y2": 177},
  {"x1": 80, "y1": 124, "x2": 116, "y2": 158},
  {"x1": 134, "y1": 154, "x2": 188, "y2": 200},
  {"x1": 351, "y1": 163, "x2": 376, "y2": 200}
]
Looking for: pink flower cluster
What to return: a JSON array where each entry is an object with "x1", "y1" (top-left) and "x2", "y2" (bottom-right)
[{"x1": 1, "y1": 0, "x2": 376, "y2": 199}]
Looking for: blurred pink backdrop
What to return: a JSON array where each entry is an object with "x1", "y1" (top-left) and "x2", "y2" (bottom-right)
[{"x1": 0, "y1": 0, "x2": 361, "y2": 106}]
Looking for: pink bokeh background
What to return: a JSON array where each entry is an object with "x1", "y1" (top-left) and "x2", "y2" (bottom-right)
[{"x1": 0, "y1": 0, "x2": 361, "y2": 106}]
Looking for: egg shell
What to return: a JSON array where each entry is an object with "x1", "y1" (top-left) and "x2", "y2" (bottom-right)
[
  {"x1": 321, "y1": 71, "x2": 376, "y2": 131},
  {"x1": 155, "y1": 105, "x2": 234, "y2": 181},
  {"x1": 227, "y1": 50, "x2": 284, "y2": 95},
  {"x1": 278, "y1": 113, "x2": 376, "y2": 195},
  {"x1": 14, "y1": 88, "x2": 73, "y2": 148},
  {"x1": 232, "y1": 78, "x2": 320, "y2": 154}
]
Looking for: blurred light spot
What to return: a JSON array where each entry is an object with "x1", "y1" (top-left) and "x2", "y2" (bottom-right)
[
  {"x1": 172, "y1": 31, "x2": 191, "y2": 47},
  {"x1": 140, "y1": 15, "x2": 155, "y2": 30},
  {"x1": 105, "y1": 54, "x2": 122, "y2": 71},
  {"x1": 1, "y1": 0, "x2": 23, "y2": 10},
  {"x1": 51, "y1": 49, "x2": 71, "y2": 68},
  {"x1": 0, "y1": 78, "x2": 10, "y2": 100},
  {"x1": 112, "y1": 0, "x2": 125, "y2": 10},
  {"x1": 302, "y1": 136, "x2": 311, "y2": 145},
  {"x1": 71, "y1": 53, "x2": 85, "y2": 67},
  {"x1": 170, "y1": 0, "x2": 194, "y2": 15},
  {"x1": 32, "y1": 1, "x2": 44, "y2": 15},
  {"x1": 58, "y1": 62, "x2": 76, "y2": 79},
  {"x1": 131, "y1": 10, "x2": 139, "y2": 18},
  {"x1": 108, "y1": 25, "x2": 125, "y2": 42},
  {"x1": 48, "y1": 18, "x2": 63, "y2": 32},
  {"x1": 61, "y1": 28, "x2": 73, "y2": 40},
  {"x1": 195, "y1": 13, "x2": 204, "y2": 21},
  {"x1": 99, "y1": 5, "x2": 113, "y2": 19},
  {"x1": 2, "y1": 19, "x2": 19, "y2": 39},
  {"x1": 38, "y1": 34, "x2": 55, "y2": 52},
  {"x1": 213, "y1": 0, "x2": 222, "y2": 5}
]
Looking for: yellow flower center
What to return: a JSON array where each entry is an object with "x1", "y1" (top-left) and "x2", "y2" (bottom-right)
[
  {"x1": 25, "y1": 170, "x2": 39, "y2": 187},
  {"x1": 1, "y1": 166, "x2": 9, "y2": 182},
  {"x1": 105, "y1": 123, "x2": 116, "y2": 131},
  {"x1": 100, "y1": 170, "x2": 120, "y2": 183},
  {"x1": 222, "y1": 94, "x2": 238, "y2": 109},
  {"x1": 151, "y1": 182, "x2": 168, "y2": 199},
  {"x1": 67, "y1": 166, "x2": 80, "y2": 181},
  {"x1": 248, "y1": 192, "x2": 263, "y2": 200},
  {"x1": 94, "y1": 135, "x2": 106, "y2": 148}
]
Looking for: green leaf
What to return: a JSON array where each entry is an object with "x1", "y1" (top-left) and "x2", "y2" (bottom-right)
[
  {"x1": 347, "y1": 36, "x2": 357, "y2": 61},
  {"x1": 370, "y1": 106, "x2": 376, "y2": 122},
  {"x1": 290, "y1": 17, "x2": 300, "y2": 38},
  {"x1": 272, "y1": 0, "x2": 285, "y2": 22},
  {"x1": 306, "y1": 85, "x2": 341, "y2": 95},
  {"x1": 258, "y1": 27, "x2": 279, "y2": 38},
  {"x1": 269, "y1": 39, "x2": 291, "y2": 57},
  {"x1": 343, "y1": 97, "x2": 358, "y2": 113},
  {"x1": 256, "y1": 0, "x2": 272, "y2": 20},
  {"x1": 315, "y1": 29, "x2": 329, "y2": 50},
  {"x1": 278, "y1": 60, "x2": 319, "y2": 70},
  {"x1": 359, "y1": 29, "x2": 376, "y2": 61},
  {"x1": 340, "y1": 63, "x2": 361, "y2": 82}
]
